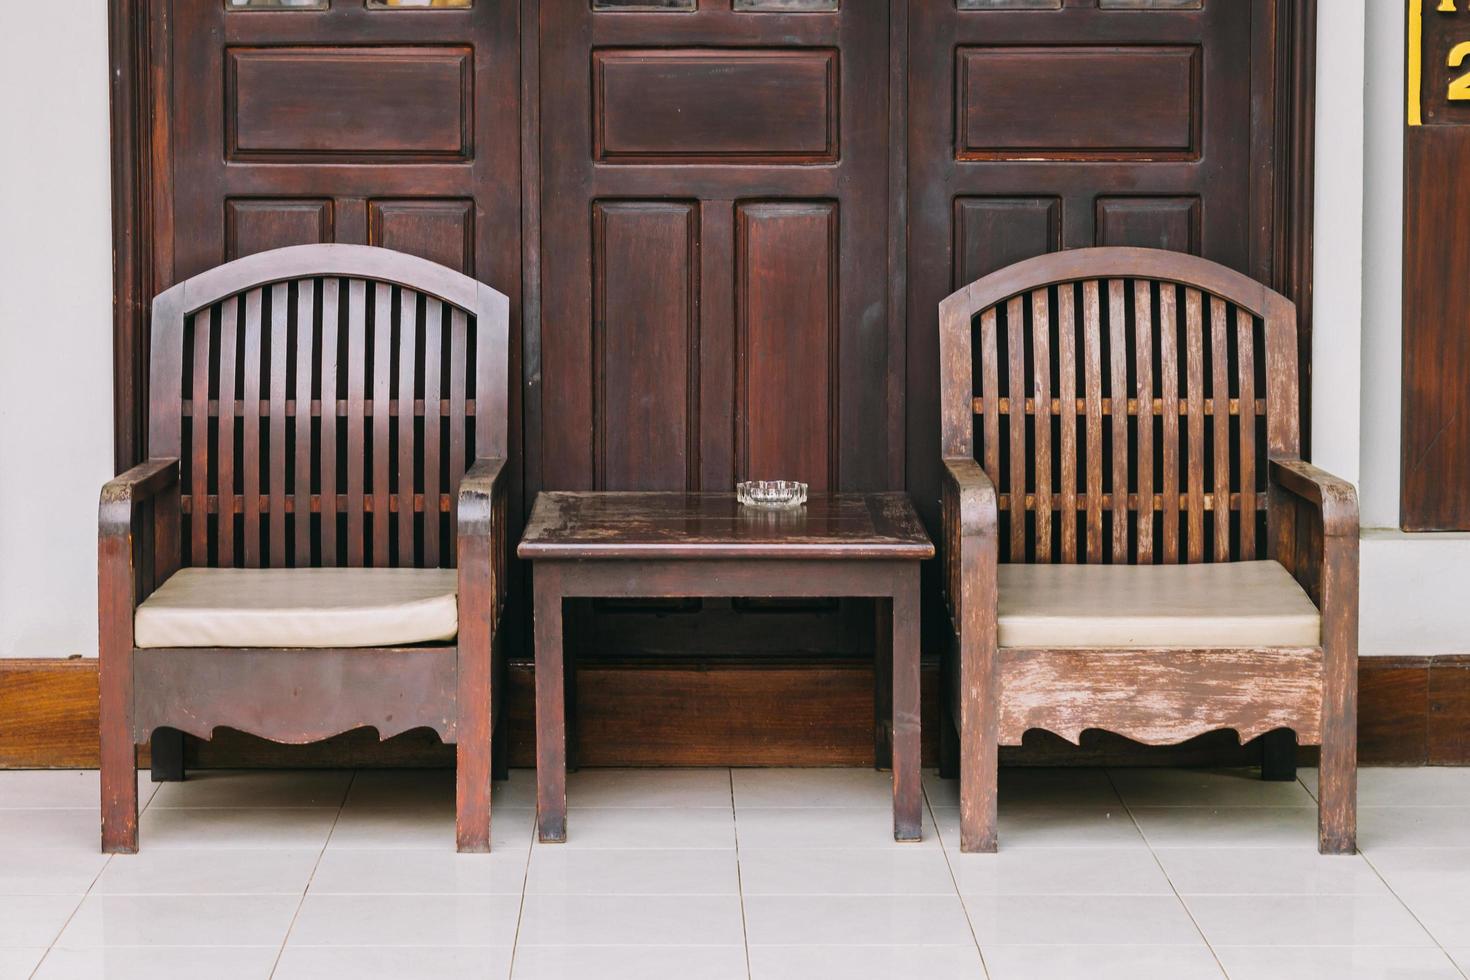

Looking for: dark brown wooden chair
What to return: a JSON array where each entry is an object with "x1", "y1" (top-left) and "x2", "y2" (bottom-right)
[
  {"x1": 937, "y1": 247, "x2": 1357, "y2": 855},
  {"x1": 99, "y1": 244, "x2": 510, "y2": 853}
]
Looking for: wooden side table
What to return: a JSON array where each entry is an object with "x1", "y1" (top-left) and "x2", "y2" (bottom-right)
[{"x1": 518, "y1": 491, "x2": 935, "y2": 843}]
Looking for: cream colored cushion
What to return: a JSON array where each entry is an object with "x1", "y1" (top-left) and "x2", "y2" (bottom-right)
[
  {"x1": 997, "y1": 560, "x2": 1320, "y2": 648},
  {"x1": 134, "y1": 567, "x2": 458, "y2": 649}
]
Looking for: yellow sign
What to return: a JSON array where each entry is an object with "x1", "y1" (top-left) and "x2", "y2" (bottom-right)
[
  {"x1": 1412, "y1": 0, "x2": 1470, "y2": 125},
  {"x1": 1412, "y1": 0, "x2": 1424, "y2": 125}
]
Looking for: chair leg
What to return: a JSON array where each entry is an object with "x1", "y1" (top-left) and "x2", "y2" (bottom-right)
[
  {"x1": 100, "y1": 727, "x2": 138, "y2": 855},
  {"x1": 959, "y1": 723, "x2": 998, "y2": 853},
  {"x1": 959, "y1": 668, "x2": 998, "y2": 854},
  {"x1": 1318, "y1": 696, "x2": 1357, "y2": 854},
  {"x1": 1260, "y1": 729, "x2": 1296, "y2": 782},
  {"x1": 456, "y1": 737, "x2": 492, "y2": 854},
  {"x1": 150, "y1": 728, "x2": 186, "y2": 782}
]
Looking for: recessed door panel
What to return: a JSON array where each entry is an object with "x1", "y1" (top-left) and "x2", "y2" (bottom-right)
[
  {"x1": 736, "y1": 201, "x2": 837, "y2": 489},
  {"x1": 367, "y1": 199, "x2": 475, "y2": 274},
  {"x1": 592, "y1": 201, "x2": 700, "y2": 491},
  {"x1": 224, "y1": 199, "x2": 334, "y2": 260}
]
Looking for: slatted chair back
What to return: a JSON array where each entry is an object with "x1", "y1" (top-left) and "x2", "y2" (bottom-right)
[
  {"x1": 940, "y1": 247, "x2": 1298, "y2": 566},
  {"x1": 147, "y1": 244, "x2": 509, "y2": 571}
]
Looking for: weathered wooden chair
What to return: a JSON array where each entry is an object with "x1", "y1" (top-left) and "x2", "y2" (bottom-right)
[
  {"x1": 99, "y1": 244, "x2": 510, "y2": 853},
  {"x1": 938, "y1": 247, "x2": 1357, "y2": 854}
]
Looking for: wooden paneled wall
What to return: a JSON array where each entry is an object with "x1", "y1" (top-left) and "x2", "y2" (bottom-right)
[{"x1": 91, "y1": 0, "x2": 1321, "y2": 767}]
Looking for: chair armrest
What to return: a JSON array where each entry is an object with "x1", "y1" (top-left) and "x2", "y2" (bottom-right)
[
  {"x1": 99, "y1": 457, "x2": 180, "y2": 656},
  {"x1": 941, "y1": 458, "x2": 998, "y2": 630},
  {"x1": 1269, "y1": 457, "x2": 1359, "y2": 540},
  {"x1": 942, "y1": 457, "x2": 998, "y2": 540},
  {"x1": 99, "y1": 457, "x2": 180, "y2": 538},
  {"x1": 456, "y1": 456, "x2": 508, "y2": 540},
  {"x1": 456, "y1": 456, "x2": 509, "y2": 617}
]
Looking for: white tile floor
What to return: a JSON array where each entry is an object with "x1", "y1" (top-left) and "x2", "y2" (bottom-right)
[{"x1": 1, "y1": 766, "x2": 1469, "y2": 978}]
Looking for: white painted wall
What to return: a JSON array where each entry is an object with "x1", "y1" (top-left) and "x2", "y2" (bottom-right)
[
  {"x1": 1311, "y1": 0, "x2": 1366, "y2": 489},
  {"x1": 0, "y1": 0, "x2": 114, "y2": 659}
]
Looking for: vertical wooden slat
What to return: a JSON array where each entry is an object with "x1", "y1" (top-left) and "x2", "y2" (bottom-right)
[
  {"x1": 1134, "y1": 281, "x2": 1155, "y2": 564},
  {"x1": 1006, "y1": 296, "x2": 1026, "y2": 562},
  {"x1": 216, "y1": 298, "x2": 238, "y2": 567},
  {"x1": 241, "y1": 288, "x2": 264, "y2": 568},
  {"x1": 345, "y1": 279, "x2": 367, "y2": 567},
  {"x1": 1237, "y1": 306, "x2": 1258, "y2": 560},
  {"x1": 1031, "y1": 288, "x2": 1052, "y2": 562},
  {"x1": 422, "y1": 298, "x2": 444, "y2": 567},
  {"x1": 268, "y1": 283, "x2": 290, "y2": 566},
  {"x1": 372, "y1": 283, "x2": 393, "y2": 567},
  {"x1": 1211, "y1": 296, "x2": 1233, "y2": 562},
  {"x1": 1056, "y1": 284, "x2": 1077, "y2": 563},
  {"x1": 1107, "y1": 279, "x2": 1129, "y2": 564},
  {"x1": 1184, "y1": 288, "x2": 1206, "y2": 563},
  {"x1": 979, "y1": 308, "x2": 1001, "y2": 483},
  {"x1": 1082, "y1": 281, "x2": 1104, "y2": 563},
  {"x1": 448, "y1": 307, "x2": 469, "y2": 563},
  {"x1": 397, "y1": 289, "x2": 420, "y2": 567},
  {"x1": 1159, "y1": 284, "x2": 1180, "y2": 563},
  {"x1": 188, "y1": 310, "x2": 211, "y2": 567},
  {"x1": 319, "y1": 279, "x2": 340, "y2": 566},
  {"x1": 293, "y1": 281, "x2": 315, "y2": 567}
]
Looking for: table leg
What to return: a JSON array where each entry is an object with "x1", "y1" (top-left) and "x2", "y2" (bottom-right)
[
  {"x1": 874, "y1": 598, "x2": 893, "y2": 771},
  {"x1": 534, "y1": 565, "x2": 568, "y2": 843},
  {"x1": 891, "y1": 565, "x2": 922, "y2": 842}
]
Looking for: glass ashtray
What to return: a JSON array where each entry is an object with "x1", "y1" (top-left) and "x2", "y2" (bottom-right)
[{"x1": 736, "y1": 480, "x2": 808, "y2": 509}]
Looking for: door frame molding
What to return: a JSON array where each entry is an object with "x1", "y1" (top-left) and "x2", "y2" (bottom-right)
[{"x1": 109, "y1": 0, "x2": 1319, "y2": 474}]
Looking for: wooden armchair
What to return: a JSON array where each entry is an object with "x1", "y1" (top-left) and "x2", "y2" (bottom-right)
[
  {"x1": 937, "y1": 247, "x2": 1357, "y2": 855},
  {"x1": 99, "y1": 244, "x2": 510, "y2": 853}
]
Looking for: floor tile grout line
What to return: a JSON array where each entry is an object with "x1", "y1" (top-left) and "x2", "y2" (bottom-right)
[
  {"x1": 1356, "y1": 844, "x2": 1470, "y2": 978},
  {"x1": 27, "y1": 841, "x2": 113, "y2": 980},
  {"x1": 266, "y1": 768, "x2": 355, "y2": 979},
  {"x1": 1104, "y1": 768, "x2": 1230, "y2": 979},
  {"x1": 506, "y1": 777, "x2": 538, "y2": 980},
  {"x1": 730, "y1": 768, "x2": 754, "y2": 980},
  {"x1": 925, "y1": 777, "x2": 993, "y2": 980}
]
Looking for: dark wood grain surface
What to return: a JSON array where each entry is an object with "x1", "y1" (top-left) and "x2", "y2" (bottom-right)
[{"x1": 519, "y1": 493, "x2": 934, "y2": 560}]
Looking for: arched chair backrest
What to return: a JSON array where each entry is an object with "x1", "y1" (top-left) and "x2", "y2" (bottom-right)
[
  {"x1": 939, "y1": 247, "x2": 1299, "y2": 566},
  {"x1": 148, "y1": 244, "x2": 510, "y2": 571}
]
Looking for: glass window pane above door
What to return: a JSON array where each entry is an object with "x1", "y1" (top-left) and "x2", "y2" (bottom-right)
[
  {"x1": 367, "y1": 0, "x2": 472, "y2": 8},
  {"x1": 226, "y1": 0, "x2": 328, "y2": 9}
]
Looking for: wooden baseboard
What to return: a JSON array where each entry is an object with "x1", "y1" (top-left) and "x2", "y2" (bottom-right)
[{"x1": 1, "y1": 655, "x2": 1464, "y2": 769}]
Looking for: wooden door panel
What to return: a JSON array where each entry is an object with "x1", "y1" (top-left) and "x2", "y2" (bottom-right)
[
  {"x1": 367, "y1": 199, "x2": 476, "y2": 275},
  {"x1": 908, "y1": 0, "x2": 1268, "y2": 531},
  {"x1": 593, "y1": 49, "x2": 839, "y2": 164},
  {"x1": 539, "y1": 0, "x2": 889, "y2": 496},
  {"x1": 956, "y1": 45, "x2": 1200, "y2": 158},
  {"x1": 952, "y1": 197, "x2": 1063, "y2": 288},
  {"x1": 1095, "y1": 196, "x2": 1202, "y2": 252},
  {"x1": 224, "y1": 199, "x2": 334, "y2": 260},
  {"x1": 735, "y1": 202, "x2": 838, "y2": 489},
  {"x1": 592, "y1": 201, "x2": 700, "y2": 491},
  {"x1": 169, "y1": 4, "x2": 517, "y2": 292},
  {"x1": 225, "y1": 46, "x2": 473, "y2": 160}
]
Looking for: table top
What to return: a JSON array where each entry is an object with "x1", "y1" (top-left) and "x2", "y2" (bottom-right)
[{"x1": 517, "y1": 492, "x2": 934, "y2": 561}]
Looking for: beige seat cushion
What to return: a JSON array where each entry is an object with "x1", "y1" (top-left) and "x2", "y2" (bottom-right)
[
  {"x1": 134, "y1": 567, "x2": 458, "y2": 649},
  {"x1": 997, "y1": 560, "x2": 1320, "y2": 649}
]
